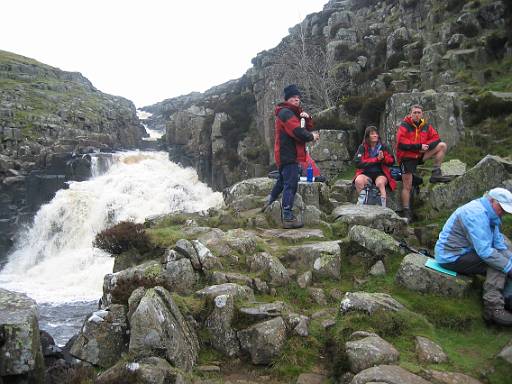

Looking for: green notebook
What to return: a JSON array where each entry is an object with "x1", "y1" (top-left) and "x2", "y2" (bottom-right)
[{"x1": 425, "y1": 258, "x2": 457, "y2": 277}]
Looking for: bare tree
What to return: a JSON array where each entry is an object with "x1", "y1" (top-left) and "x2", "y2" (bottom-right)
[{"x1": 272, "y1": 24, "x2": 344, "y2": 113}]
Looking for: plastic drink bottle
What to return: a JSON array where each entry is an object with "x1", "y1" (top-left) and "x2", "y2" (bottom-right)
[{"x1": 307, "y1": 163, "x2": 313, "y2": 182}]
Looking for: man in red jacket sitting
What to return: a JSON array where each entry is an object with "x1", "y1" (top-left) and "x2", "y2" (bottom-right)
[{"x1": 396, "y1": 104, "x2": 451, "y2": 220}]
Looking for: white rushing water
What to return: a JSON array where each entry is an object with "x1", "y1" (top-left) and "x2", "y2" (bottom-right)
[
  {"x1": 137, "y1": 109, "x2": 163, "y2": 140},
  {"x1": 0, "y1": 151, "x2": 223, "y2": 303}
]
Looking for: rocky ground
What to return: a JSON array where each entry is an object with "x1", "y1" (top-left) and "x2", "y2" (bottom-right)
[{"x1": 2, "y1": 155, "x2": 512, "y2": 384}]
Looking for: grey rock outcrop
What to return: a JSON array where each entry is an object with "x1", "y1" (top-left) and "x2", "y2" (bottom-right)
[
  {"x1": 369, "y1": 261, "x2": 387, "y2": 276},
  {"x1": 348, "y1": 225, "x2": 401, "y2": 259},
  {"x1": 308, "y1": 130, "x2": 352, "y2": 179},
  {"x1": 204, "y1": 294, "x2": 241, "y2": 357},
  {"x1": 396, "y1": 253, "x2": 472, "y2": 297},
  {"x1": 246, "y1": 252, "x2": 290, "y2": 287},
  {"x1": 238, "y1": 317, "x2": 288, "y2": 365},
  {"x1": 260, "y1": 228, "x2": 326, "y2": 243},
  {"x1": 102, "y1": 260, "x2": 198, "y2": 306},
  {"x1": 415, "y1": 336, "x2": 448, "y2": 364},
  {"x1": 350, "y1": 365, "x2": 431, "y2": 384},
  {"x1": 195, "y1": 283, "x2": 255, "y2": 302},
  {"x1": 331, "y1": 205, "x2": 407, "y2": 235},
  {"x1": 345, "y1": 335, "x2": 400, "y2": 373},
  {"x1": 70, "y1": 305, "x2": 129, "y2": 368},
  {"x1": 424, "y1": 369, "x2": 483, "y2": 384},
  {"x1": 340, "y1": 292, "x2": 405, "y2": 315},
  {"x1": 95, "y1": 357, "x2": 186, "y2": 384},
  {"x1": 497, "y1": 338, "x2": 512, "y2": 365},
  {"x1": 0, "y1": 288, "x2": 44, "y2": 380},
  {"x1": 429, "y1": 155, "x2": 512, "y2": 212},
  {"x1": 285, "y1": 241, "x2": 341, "y2": 270},
  {"x1": 128, "y1": 287, "x2": 199, "y2": 371}
]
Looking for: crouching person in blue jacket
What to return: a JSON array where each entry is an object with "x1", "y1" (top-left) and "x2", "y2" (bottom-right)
[{"x1": 435, "y1": 188, "x2": 512, "y2": 326}]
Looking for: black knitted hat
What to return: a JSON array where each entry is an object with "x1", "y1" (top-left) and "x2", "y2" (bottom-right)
[{"x1": 284, "y1": 84, "x2": 301, "y2": 100}]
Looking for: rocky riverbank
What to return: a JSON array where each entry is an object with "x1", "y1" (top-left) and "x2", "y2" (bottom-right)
[{"x1": 2, "y1": 154, "x2": 512, "y2": 384}]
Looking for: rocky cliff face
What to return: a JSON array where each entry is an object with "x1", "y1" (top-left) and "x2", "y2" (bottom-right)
[
  {"x1": 0, "y1": 50, "x2": 146, "y2": 261},
  {"x1": 144, "y1": 0, "x2": 511, "y2": 191}
]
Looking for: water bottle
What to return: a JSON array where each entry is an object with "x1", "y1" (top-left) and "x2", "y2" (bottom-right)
[
  {"x1": 306, "y1": 162, "x2": 313, "y2": 182},
  {"x1": 300, "y1": 117, "x2": 306, "y2": 129}
]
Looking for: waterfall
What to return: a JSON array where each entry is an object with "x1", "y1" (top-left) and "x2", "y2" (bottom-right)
[{"x1": 0, "y1": 151, "x2": 223, "y2": 303}]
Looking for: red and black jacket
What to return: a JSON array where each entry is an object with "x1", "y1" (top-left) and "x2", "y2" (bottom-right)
[
  {"x1": 274, "y1": 102, "x2": 314, "y2": 168},
  {"x1": 353, "y1": 142, "x2": 397, "y2": 191},
  {"x1": 396, "y1": 116, "x2": 441, "y2": 162}
]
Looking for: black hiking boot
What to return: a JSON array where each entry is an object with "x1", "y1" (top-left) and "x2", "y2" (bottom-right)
[
  {"x1": 402, "y1": 208, "x2": 413, "y2": 222},
  {"x1": 505, "y1": 296, "x2": 512, "y2": 312},
  {"x1": 483, "y1": 307, "x2": 512, "y2": 326},
  {"x1": 282, "y1": 212, "x2": 304, "y2": 229},
  {"x1": 429, "y1": 168, "x2": 453, "y2": 183}
]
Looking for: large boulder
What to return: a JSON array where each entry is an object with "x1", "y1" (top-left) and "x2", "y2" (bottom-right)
[
  {"x1": 70, "y1": 305, "x2": 129, "y2": 368},
  {"x1": 223, "y1": 177, "x2": 274, "y2": 208},
  {"x1": 382, "y1": 91, "x2": 464, "y2": 150},
  {"x1": 308, "y1": 130, "x2": 352, "y2": 180},
  {"x1": 259, "y1": 228, "x2": 326, "y2": 243},
  {"x1": 195, "y1": 283, "x2": 255, "y2": 302},
  {"x1": 350, "y1": 365, "x2": 431, "y2": 384},
  {"x1": 237, "y1": 317, "x2": 288, "y2": 365},
  {"x1": 204, "y1": 294, "x2": 240, "y2": 357},
  {"x1": 95, "y1": 357, "x2": 186, "y2": 384},
  {"x1": 102, "y1": 260, "x2": 198, "y2": 306},
  {"x1": 345, "y1": 335, "x2": 400, "y2": 373},
  {"x1": 424, "y1": 369, "x2": 483, "y2": 384},
  {"x1": 284, "y1": 241, "x2": 341, "y2": 270},
  {"x1": 348, "y1": 225, "x2": 401, "y2": 259},
  {"x1": 428, "y1": 155, "x2": 512, "y2": 212},
  {"x1": 340, "y1": 292, "x2": 405, "y2": 315},
  {"x1": 497, "y1": 338, "x2": 512, "y2": 365},
  {"x1": 0, "y1": 288, "x2": 44, "y2": 381},
  {"x1": 331, "y1": 205, "x2": 407, "y2": 235},
  {"x1": 128, "y1": 287, "x2": 199, "y2": 371},
  {"x1": 415, "y1": 336, "x2": 448, "y2": 364},
  {"x1": 246, "y1": 252, "x2": 290, "y2": 287},
  {"x1": 204, "y1": 228, "x2": 259, "y2": 256},
  {"x1": 395, "y1": 253, "x2": 472, "y2": 297}
]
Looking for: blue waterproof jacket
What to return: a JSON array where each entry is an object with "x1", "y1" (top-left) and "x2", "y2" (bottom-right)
[{"x1": 435, "y1": 197, "x2": 512, "y2": 273}]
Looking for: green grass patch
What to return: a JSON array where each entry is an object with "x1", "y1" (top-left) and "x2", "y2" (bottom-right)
[
  {"x1": 171, "y1": 293, "x2": 207, "y2": 319},
  {"x1": 271, "y1": 336, "x2": 323, "y2": 379},
  {"x1": 145, "y1": 226, "x2": 186, "y2": 247}
]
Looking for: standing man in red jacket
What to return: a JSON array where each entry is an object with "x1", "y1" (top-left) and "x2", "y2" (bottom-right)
[
  {"x1": 396, "y1": 104, "x2": 451, "y2": 220},
  {"x1": 265, "y1": 84, "x2": 319, "y2": 228}
]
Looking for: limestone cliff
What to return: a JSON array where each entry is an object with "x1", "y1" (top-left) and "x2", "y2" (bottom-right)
[
  {"x1": 0, "y1": 50, "x2": 146, "y2": 261},
  {"x1": 144, "y1": 0, "x2": 511, "y2": 190}
]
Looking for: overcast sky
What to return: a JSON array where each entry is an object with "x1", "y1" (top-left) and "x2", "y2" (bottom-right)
[{"x1": 2, "y1": 0, "x2": 327, "y2": 108}]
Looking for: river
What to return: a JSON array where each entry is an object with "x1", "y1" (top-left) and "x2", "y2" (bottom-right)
[{"x1": 0, "y1": 151, "x2": 222, "y2": 345}]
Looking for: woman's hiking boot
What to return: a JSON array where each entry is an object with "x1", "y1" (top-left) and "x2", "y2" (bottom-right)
[{"x1": 483, "y1": 306, "x2": 512, "y2": 326}]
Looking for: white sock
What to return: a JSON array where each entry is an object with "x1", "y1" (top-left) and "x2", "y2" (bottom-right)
[
  {"x1": 357, "y1": 190, "x2": 366, "y2": 205},
  {"x1": 381, "y1": 197, "x2": 386, "y2": 207}
]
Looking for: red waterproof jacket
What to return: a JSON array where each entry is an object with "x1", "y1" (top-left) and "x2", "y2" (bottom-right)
[
  {"x1": 274, "y1": 102, "x2": 314, "y2": 168},
  {"x1": 353, "y1": 141, "x2": 397, "y2": 191},
  {"x1": 396, "y1": 116, "x2": 441, "y2": 162}
]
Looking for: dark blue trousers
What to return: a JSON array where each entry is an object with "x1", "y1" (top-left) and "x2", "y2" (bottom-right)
[{"x1": 269, "y1": 163, "x2": 299, "y2": 219}]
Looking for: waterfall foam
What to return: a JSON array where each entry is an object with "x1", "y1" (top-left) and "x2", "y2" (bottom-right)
[{"x1": 0, "y1": 151, "x2": 223, "y2": 303}]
